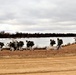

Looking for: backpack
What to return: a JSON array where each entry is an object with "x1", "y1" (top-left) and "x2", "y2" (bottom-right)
[
  {"x1": 59, "y1": 39, "x2": 63, "y2": 44},
  {"x1": 52, "y1": 40, "x2": 56, "y2": 44}
]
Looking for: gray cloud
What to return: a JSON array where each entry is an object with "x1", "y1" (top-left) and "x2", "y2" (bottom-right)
[{"x1": 0, "y1": 0, "x2": 76, "y2": 33}]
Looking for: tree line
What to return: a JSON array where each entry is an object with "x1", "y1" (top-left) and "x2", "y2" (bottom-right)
[{"x1": 0, "y1": 31, "x2": 76, "y2": 38}]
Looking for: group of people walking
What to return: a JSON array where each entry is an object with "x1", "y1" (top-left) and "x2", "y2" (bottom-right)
[
  {"x1": 50, "y1": 38, "x2": 63, "y2": 50},
  {"x1": 6, "y1": 40, "x2": 34, "y2": 51},
  {"x1": 0, "y1": 38, "x2": 63, "y2": 51}
]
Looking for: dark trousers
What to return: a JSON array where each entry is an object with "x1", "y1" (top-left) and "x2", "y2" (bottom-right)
[{"x1": 57, "y1": 45, "x2": 61, "y2": 50}]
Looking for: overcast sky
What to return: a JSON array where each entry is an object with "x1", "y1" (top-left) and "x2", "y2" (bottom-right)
[{"x1": 0, "y1": 0, "x2": 76, "y2": 33}]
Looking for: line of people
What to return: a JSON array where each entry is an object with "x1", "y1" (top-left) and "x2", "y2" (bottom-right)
[
  {"x1": 0, "y1": 38, "x2": 63, "y2": 51},
  {"x1": 0, "y1": 40, "x2": 35, "y2": 51},
  {"x1": 50, "y1": 38, "x2": 63, "y2": 50}
]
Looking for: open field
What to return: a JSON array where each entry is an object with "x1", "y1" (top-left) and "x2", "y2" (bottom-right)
[
  {"x1": 0, "y1": 56, "x2": 76, "y2": 75},
  {"x1": 0, "y1": 44, "x2": 76, "y2": 75},
  {"x1": 0, "y1": 43, "x2": 76, "y2": 58}
]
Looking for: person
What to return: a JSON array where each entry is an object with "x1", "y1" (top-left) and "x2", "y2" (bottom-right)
[
  {"x1": 57, "y1": 38, "x2": 63, "y2": 50},
  {"x1": 74, "y1": 37, "x2": 76, "y2": 43},
  {"x1": 12, "y1": 39, "x2": 18, "y2": 50},
  {"x1": 26, "y1": 40, "x2": 34, "y2": 50},
  {"x1": 50, "y1": 39, "x2": 56, "y2": 46}
]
